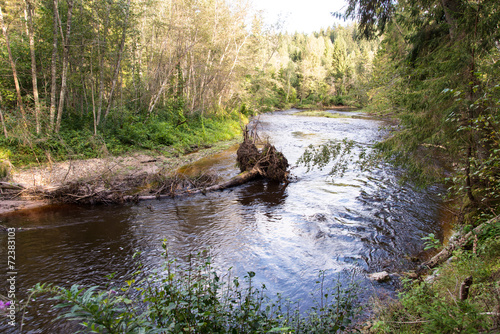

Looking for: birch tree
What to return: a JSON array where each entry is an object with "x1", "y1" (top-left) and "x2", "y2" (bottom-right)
[
  {"x1": 49, "y1": 0, "x2": 59, "y2": 133},
  {"x1": 0, "y1": 5, "x2": 27, "y2": 126},
  {"x1": 25, "y1": 0, "x2": 41, "y2": 134}
]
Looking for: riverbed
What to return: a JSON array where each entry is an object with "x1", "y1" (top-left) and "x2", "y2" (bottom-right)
[{"x1": 0, "y1": 110, "x2": 446, "y2": 332}]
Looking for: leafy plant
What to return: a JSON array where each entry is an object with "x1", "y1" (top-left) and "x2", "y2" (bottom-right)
[
  {"x1": 421, "y1": 233, "x2": 441, "y2": 251},
  {"x1": 27, "y1": 241, "x2": 362, "y2": 333}
]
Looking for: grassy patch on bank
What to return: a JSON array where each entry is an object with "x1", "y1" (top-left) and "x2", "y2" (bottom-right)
[
  {"x1": 293, "y1": 110, "x2": 352, "y2": 118},
  {"x1": 1, "y1": 110, "x2": 246, "y2": 166}
]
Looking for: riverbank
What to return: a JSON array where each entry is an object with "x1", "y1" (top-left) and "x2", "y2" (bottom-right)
[
  {"x1": 0, "y1": 138, "x2": 241, "y2": 215},
  {"x1": 368, "y1": 214, "x2": 500, "y2": 333}
]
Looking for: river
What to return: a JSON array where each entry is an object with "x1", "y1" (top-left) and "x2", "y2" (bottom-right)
[{"x1": 0, "y1": 110, "x2": 446, "y2": 333}]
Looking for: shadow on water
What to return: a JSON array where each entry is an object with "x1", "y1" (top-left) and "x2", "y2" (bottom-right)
[
  {"x1": 237, "y1": 180, "x2": 287, "y2": 207},
  {"x1": 0, "y1": 110, "x2": 449, "y2": 333}
]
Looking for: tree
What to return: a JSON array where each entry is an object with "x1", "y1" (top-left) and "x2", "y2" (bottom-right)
[
  {"x1": 49, "y1": 0, "x2": 59, "y2": 133},
  {"x1": 103, "y1": 0, "x2": 131, "y2": 122},
  {"x1": 353, "y1": 0, "x2": 500, "y2": 212},
  {"x1": 331, "y1": 36, "x2": 349, "y2": 95},
  {"x1": 25, "y1": 0, "x2": 41, "y2": 134},
  {"x1": 55, "y1": 0, "x2": 74, "y2": 133},
  {"x1": 0, "y1": 5, "x2": 27, "y2": 126}
]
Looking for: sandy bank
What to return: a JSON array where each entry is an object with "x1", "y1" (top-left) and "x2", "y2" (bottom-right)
[{"x1": 1, "y1": 139, "x2": 240, "y2": 215}]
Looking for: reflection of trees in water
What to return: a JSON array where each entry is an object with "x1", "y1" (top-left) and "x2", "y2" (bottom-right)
[{"x1": 237, "y1": 180, "x2": 288, "y2": 207}]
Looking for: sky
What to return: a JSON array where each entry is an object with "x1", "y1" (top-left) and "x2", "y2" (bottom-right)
[{"x1": 250, "y1": 0, "x2": 351, "y2": 34}]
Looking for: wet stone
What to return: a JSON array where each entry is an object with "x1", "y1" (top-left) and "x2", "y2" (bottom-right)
[{"x1": 368, "y1": 271, "x2": 391, "y2": 282}]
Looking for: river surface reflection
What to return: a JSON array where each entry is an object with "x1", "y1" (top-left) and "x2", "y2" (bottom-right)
[{"x1": 0, "y1": 110, "x2": 445, "y2": 332}]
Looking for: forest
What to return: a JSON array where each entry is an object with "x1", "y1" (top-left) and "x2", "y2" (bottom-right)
[
  {"x1": 0, "y1": 0, "x2": 377, "y2": 165},
  {"x1": 1, "y1": 0, "x2": 500, "y2": 332}
]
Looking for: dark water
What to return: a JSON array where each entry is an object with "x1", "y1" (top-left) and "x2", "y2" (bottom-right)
[{"x1": 0, "y1": 110, "x2": 445, "y2": 333}]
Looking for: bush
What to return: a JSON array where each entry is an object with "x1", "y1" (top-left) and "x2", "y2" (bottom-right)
[
  {"x1": 372, "y1": 230, "x2": 500, "y2": 334},
  {"x1": 4, "y1": 110, "x2": 245, "y2": 166},
  {"x1": 0, "y1": 148, "x2": 11, "y2": 180},
  {"x1": 28, "y1": 241, "x2": 362, "y2": 333}
]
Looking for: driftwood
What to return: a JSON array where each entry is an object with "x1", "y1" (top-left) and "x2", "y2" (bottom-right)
[
  {"x1": 124, "y1": 168, "x2": 261, "y2": 201},
  {"x1": 420, "y1": 215, "x2": 500, "y2": 271},
  {"x1": 236, "y1": 128, "x2": 289, "y2": 182},
  {"x1": 0, "y1": 181, "x2": 25, "y2": 190},
  {"x1": 16, "y1": 134, "x2": 290, "y2": 205}
]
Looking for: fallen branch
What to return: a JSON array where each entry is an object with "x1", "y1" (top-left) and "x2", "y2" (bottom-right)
[
  {"x1": 122, "y1": 168, "x2": 261, "y2": 201},
  {"x1": 13, "y1": 133, "x2": 290, "y2": 206},
  {"x1": 0, "y1": 181, "x2": 25, "y2": 190},
  {"x1": 420, "y1": 215, "x2": 500, "y2": 270}
]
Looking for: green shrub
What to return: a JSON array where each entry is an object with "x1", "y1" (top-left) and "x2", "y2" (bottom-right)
[
  {"x1": 0, "y1": 148, "x2": 11, "y2": 180},
  {"x1": 372, "y1": 231, "x2": 500, "y2": 334},
  {"x1": 4, "y1": 110, "x2": 244, "y2": 166},
  {"x1": 28, "y1": 241, "x2": 361, "y2": 333}
]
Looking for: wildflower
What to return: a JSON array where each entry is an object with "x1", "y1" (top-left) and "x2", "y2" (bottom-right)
[{"x1": 0, "y1": 301, "x2": 11, "y2": 310}]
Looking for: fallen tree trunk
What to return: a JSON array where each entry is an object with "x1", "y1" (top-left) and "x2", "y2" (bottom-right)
[
  {"x1": 419, "y1": 215, "x2": 499, "y2": 270},
  {"x1": 123, "y1": 168, "x2": 261, "y2": 201},
  {"x1": 0, "y1": 181, "x2": 25, "y2": 190},
  {"x1": 17, "y1": 133, "x2": 289, "y2": 205}
]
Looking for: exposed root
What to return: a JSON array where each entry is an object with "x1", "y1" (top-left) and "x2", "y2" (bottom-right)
[
  {"x1": 236, "y1": 127, "x2": 289, "y2": 182},
  {"x1": 29, "y1": 171, "x2": 219, "y2": 205},
  {"x1": 2, "y1": 129, "x2": 290, "y2": 206},
  {"x1": 0, "y1": 182, "x2": 26, "y2": 200}
]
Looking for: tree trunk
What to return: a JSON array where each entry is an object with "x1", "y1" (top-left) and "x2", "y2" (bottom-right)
[
  {"x1": 0, "y1": 95, "x2": 8, "y2": 138},
  {"x1": 96, "y1": 2, "x2": 110, "y2": 126},
  {"x1": 124, "y1": 168, "x2": 261, "y2": 201},
  {"x1": 147, "y1": 45, "x2": 195, "y2": 116},
  {"x1": 0, "y1": 5, "x2": 27, "y2": 126},
  {"x1": 55, "y1": 0, "x2": 74, "y2": 133},
  {"x1": 25, "y1": 0, "x2": 41, "y2": 134},
  {"x1": 103, "y1": 0, "x2": 131, "y2": 122},
  {"x1": 440, "y1": 0, "x2": 460, "y2": 40},
  {"x1": 49, "y1": 0, "x2": 58, "y2": 133},
  {"x1": 420, "y1": 215, "x2": 499, "y2": 270}
]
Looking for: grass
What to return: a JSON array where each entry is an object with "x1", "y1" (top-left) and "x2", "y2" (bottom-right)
[
  {"x1": 0, "y1": 110, "x2": 247, "y2": 167},
  {"x1": 292, "y1": 110, "x2": 352, "y2": 118}
]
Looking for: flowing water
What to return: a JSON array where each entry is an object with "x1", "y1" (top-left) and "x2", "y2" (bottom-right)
[{"x1": 0, "y1": 110, "x2": 446, "y2": 333}]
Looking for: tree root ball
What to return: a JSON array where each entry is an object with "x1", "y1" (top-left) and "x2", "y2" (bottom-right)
[
  {"x1": 236, "y1": 139, "x2": 260, "y2": 172},
  {"x1": 236, "y1": 138, "x2": 289, "y2": 182}
]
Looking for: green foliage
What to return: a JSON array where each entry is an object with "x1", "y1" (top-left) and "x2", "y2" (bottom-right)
[
  {"x1": 243, "y1": 25, "x2": 379, "y2": 113},
  {"x1": 28, "y1": 242, "x2": 362, "y2": 333},
  {"x1": 360, "y1": 0, "x2": 500, "y2": 215},
  {"x1": 421, "y1": 233, "x2": 441, "y2": 251},
  {"x1": 373, "y1": 280, "x2": 487, "y2": 333},
  {"x1": 372, "y1": 218, "x2": 500, "y2": 333},
  {"x1": 297, "y1": 139, "x2": 372, "y2": 178},
  {"x1": 3, "y1": 110, "x2": 244, "y2": 165},
  {"x1": 0, "y1": 163, "x2": 9, "y2": 180}
]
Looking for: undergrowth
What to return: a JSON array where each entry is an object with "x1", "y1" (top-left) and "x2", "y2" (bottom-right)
[
  {"x1": 27, "y1": 241, "x2": 362, "y2": 333},
  {"x1": 1, "y1": 110, "x2": 245, "y2": 166},
  {"x1": 370, "y1": 217, "x2": 500, "y2": 333}
]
